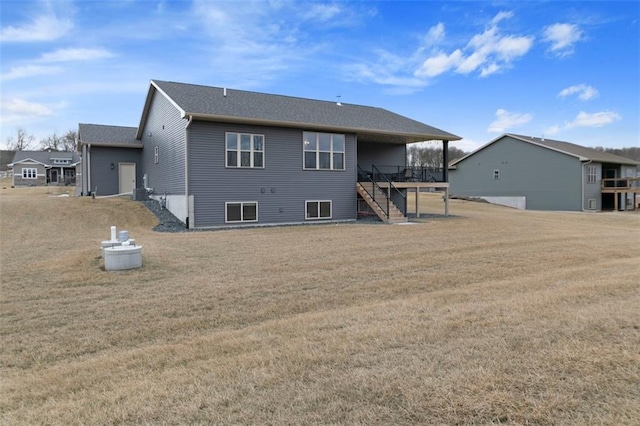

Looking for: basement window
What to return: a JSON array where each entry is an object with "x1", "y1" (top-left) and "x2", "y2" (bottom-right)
[
  {"x1": 22, "y1": 168, "x2": 37, "y2": 179},
  {"x1": 587, "y1": 199, "x2": 597, "y2": 210},
  {"x1": 493, "y1": 169, "x2": 500, "y2": 180},
  {"x1": 225, "y1": 202, "x2": 258, "y2": 223},
  {"x1": 306, "y1": 200, "x2": 332, "y2": 220}
]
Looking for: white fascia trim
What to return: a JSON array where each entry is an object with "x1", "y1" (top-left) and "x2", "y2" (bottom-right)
[
  {"x1": 8, "y1": 158, "x2": 49, "y2": 167},
  {"x1": 185, "y1": 112, "x2": 460, "y2": 143},
  {"x1": 135, "y1": 80, "x2": 187, "y2": 139}
]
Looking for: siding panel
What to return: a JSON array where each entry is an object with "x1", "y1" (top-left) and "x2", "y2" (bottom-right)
[
  {"x1": 450, "y1": 136, "x2": 583, "y2": 211},
  {"x1": 89, "y1": 147, "x2": 142, "y2": 195},
  {"x1": 189, "y1": 122, "x2": 357, "y2": 227},
  {"x1": 139, "y1": 91, "x2": 186, "y2": 195}
]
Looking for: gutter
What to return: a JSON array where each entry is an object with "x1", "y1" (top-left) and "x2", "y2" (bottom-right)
[{"x1": 182, "y1": 112, "x2": 462, "y2": 142}]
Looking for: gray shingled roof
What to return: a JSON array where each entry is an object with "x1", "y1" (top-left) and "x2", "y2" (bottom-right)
[
  {"x1": 508, "y1": 134, "x2": 640, "y2": 165},
  {"x1": 10, "y1": 150, "x2": 81, "y2": 166},
  {"x1": 450, "y1": 133, "x2": 640, "y2": 167},
  {"x1": 78, "y1": 123, "x2": 141, "y2": 147},
  {"x1": 140, "y1": 80, "x2": 460, "y2": 144}
]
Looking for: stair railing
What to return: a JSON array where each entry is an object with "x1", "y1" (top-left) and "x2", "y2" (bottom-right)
[
  {"x1": 370, "y1": 164, "x2": 406, "y2": 213},
  {"x1": 358, "y1": 165, "x2": 390, "y2": 218}
]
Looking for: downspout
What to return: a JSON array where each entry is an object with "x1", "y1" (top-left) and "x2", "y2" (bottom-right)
[
  {"x1": 87, "y1": 144, "x2": 91, "y2": 195},
  {"x1": 581, "y1": 159, "x2": 592, "y2": 211},
  {"x1": 185, "y1": 115, "x2": 193, "y2": 229}
]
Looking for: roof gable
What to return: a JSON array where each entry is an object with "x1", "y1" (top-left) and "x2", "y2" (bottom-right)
[
  {"x1": 9, "y1": 150, "x2": 81, "y2": 167},
  {"x1": 79, "y1": 123, "x2": 141, "y2": 148},
  {"x1": 449, "y1": 133, "x2": 640, "y2": 168},
  {"x1": 137, "y1": 80, "x2": 461, "y2": 144}
]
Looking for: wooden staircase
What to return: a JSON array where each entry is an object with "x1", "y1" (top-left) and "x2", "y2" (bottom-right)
[{"x1": 356, "y1": 182, "x2": 407, "y2": 224}]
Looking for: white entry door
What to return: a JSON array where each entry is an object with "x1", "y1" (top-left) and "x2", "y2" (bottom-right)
[{"x1": 118, "y1": 163, "x2": 136, "y2": 194}]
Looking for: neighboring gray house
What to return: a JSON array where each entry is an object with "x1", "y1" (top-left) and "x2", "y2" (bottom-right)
[
  {"x1": 80, "y1": 79, "x2": 460, "y2": 228},
  {"x1": 78, "y1": 124, "x2": 141, "y2": 196},
  {"x1": 9, "y1": 151, "x2": 81, "y2": 187},
  {"x1": 449, "y1": 134, "x2": 640, "y2": 211}
]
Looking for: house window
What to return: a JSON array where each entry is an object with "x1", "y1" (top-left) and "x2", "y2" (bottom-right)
[
  {"x1": 225, "y1": 202, "x2": 258, "y2": 223},
  {"x1": 154, "y1": 146, "x2": 159, "y2": 164},
  {"x1": 303, "y1": 132, "x2": 345, "y2": 170},
  {"x1": 587, "y1": 199, "x2": 597, "y2": 210},
  {"x1": 226, "y1": 133, "x2": 264, "y2": 168},
  {"x1": 306, "y1": 200, "x2": 332, "y2": 220},
  {"x1": 22, "y1": 168, "x2": 37, "y2": 179},
  {"x1": 586, "y1": 165, "x2": 596, "y2": 184},
  {"x1": 52, "y1": 159, "x2": 70, "y2": 165},
  {"x1": 493, "y1": 169, "x2": 500, "y2": 180}
]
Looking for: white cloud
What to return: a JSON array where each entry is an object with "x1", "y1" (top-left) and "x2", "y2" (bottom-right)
[
  {"x1": 39, "y1": 48, "x2": 115, "y2": 62},
  {"x1": 0, "y1": 14, "x2": 72, "y2": 42},
  {"x1": 488, "y1": 108, "x2": 533, "y2": 133},
  {"x1": 302, "y1": 3, "x2": 342, "y2": 22},
  {"x1": 416, "y1": 49, "x2": 463, "y2": 78},
  {"x1": 0, "y1": 98, "x2": 54, "y2": 121},
  {"x1": 491, "y1": 11, "x2": 514, "y2": 25},
  {"x1": 543, "y1": 125, "x2": 562, "y2": 135},
  {"x1": 414, "y1": 11, "x2": 533, "y2": 79},
  {"x1": 543, "y1": 23, "x2": 582, "y2": 57},
  {"x1": 423, "y1": 22, "x2": 445, "y2": 47},
  {"x1": 558, "y1": 84, "x2": 598, "y2": 101},
  {"x1": 1, "y1": 65, "x2": 62, "y2": 81},
  {"x1": 566, "y1": 111, "x2": 621, "y2": 128}
]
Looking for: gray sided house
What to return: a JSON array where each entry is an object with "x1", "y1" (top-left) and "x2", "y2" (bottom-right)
[
  {"x1": 78, "y1": 124, "x2": 142, "y2": 196},
  {"x1": 9, "y1": 151, "x2": 81, "y2": 187},
  {"x1": 81, "y1": 79, "x2": 460, "y2": 228},
  {"x1": 449, "y1": 134, "x2": 640, "y2": 211}
]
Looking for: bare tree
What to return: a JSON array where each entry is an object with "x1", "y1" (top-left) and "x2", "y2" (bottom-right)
[
  {"x1": 5, "y1": 127, "x2": 35, "y2": 151},
  {"x1": 40, "y1": 132, "x2": 63, "y2": 151},
  {"x1": 61, "y1": 129, "x2": 77, "y2": 152},
  {"x1": 407, "y1": 144, "x2": 467, "y2": 168}
]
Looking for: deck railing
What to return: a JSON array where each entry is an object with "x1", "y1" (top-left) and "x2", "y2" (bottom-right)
[
  {"x1": 601, "y1": 177, "x2": 640, "y2": 189},
  {"x1": 364, "y1": 165, "x2": 444, "y2": 183}
]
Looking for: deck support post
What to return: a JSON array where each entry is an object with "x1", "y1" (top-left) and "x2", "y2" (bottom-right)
[
  {"x1": 445, "y1": 186, "x2": 449, "y2": 216},
  {"x1": 442, "y1": 140, "x2": 449, "y2": 183},
  {"x1": 415, "y1": 186, "x2": 420, "y2": 218}
]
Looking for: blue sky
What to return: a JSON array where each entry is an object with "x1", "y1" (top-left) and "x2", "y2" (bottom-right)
[{"x1": 1, "y1": 0, "x2": 638, "y2": 151}]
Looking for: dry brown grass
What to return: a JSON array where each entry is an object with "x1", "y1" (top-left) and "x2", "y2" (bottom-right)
[{"x1": 1, "y1": 185, "x2": 639, "y2": 424}]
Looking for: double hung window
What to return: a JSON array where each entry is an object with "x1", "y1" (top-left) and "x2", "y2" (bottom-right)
[
  {"x1": 586, "y1": 166, "x2": 597, "y2": 184},
  {"x1": 303, "y1": 132, "x2": 345, "y2": 170},
  {"x1": 225, "y1": 202, "x2": 258, "y2": 223},
  {"x1": 22, "y1": 168, "x2": 37, "y2": 179},
  {"x1": 226, "y1": 133, "x2": 264, "y2": 168}
]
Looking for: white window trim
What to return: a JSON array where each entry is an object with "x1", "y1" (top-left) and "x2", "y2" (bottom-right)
[
  {"x1": 305, "y1": 200, "x2": 332, "y2": 220},
  {"x1": 303, "y1": 132, "x2": 345, "y2": 171},
  {"x1": 587, "y1": 199, "x2": 597, "y2": 210},
  {"x1": 493, "y1": 169, "x2": 500, "y2": 180},
  {"x1": 225, "y1": 201, "x2": 258, "y2": 223},
  {"x1": 586, "y1": 165, "x2": 597, "y2": 184},
  {"x1": 225, "y1": 132, "x2": 265, "y2": 169},
  {"x1": 52, "y1": 158, "x2": 70, "y2": 165},
  {"x1": 22, "y1": 168, "x2": 37, "y2": 179}
]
